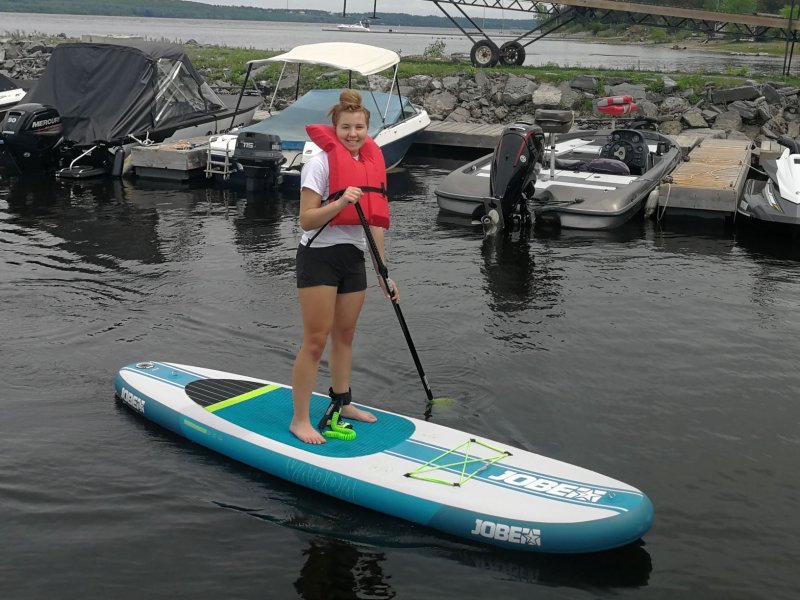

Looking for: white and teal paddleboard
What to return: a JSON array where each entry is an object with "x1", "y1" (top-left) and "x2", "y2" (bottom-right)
[{"x1": 115, "y1": 361, "x2": 653, "y2": 553}]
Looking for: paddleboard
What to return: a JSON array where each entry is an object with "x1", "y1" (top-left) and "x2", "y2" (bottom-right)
[{"x1": 115, "y1": 361, "x2": 653, "y2": 553}]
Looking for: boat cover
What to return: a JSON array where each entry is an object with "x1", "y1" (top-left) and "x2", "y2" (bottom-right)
[
  {"x1": 23, "y1": 42, "x2": 225, "y2": 146},
  {"x1": 244, "y1": 89, "x2": 411, "y2": 150}
]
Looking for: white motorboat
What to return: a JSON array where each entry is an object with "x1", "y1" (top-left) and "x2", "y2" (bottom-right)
[
  {"x1": 337, "y1": 19, "x2": 371, "y2": 32},
  {"x1": 207, "y1": 42, "x2": 430, "y2": 188}
]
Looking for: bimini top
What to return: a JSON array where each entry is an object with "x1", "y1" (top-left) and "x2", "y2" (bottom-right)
[{"x1": 248, "y1": 42, "x2": 400, "y2": 76}]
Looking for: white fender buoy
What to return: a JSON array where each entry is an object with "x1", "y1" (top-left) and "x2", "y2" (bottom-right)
[{"x1": 644, "y1": 188, "x2": 660, "y2": 220}]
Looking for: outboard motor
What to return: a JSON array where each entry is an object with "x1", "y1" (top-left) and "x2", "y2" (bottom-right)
[
  {"x1": 232, "y1": 131, "x2": 285, "y2": 191},
  {"x1": 484, "y1": 122, "x2": 544, "y2": 231},
  {"x1": 0, "y1": 103, "x2": 63, "y2": 173}
]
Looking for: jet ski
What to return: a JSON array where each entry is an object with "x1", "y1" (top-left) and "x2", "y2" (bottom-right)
[{"x1": 738, "y1": 134, "x2": 800, "y2": 227}]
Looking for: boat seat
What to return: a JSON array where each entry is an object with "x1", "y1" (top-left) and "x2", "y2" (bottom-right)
[
  {"x1": 555, "y1": 158, "x2": 585, "y2": 170},
  {"x1": 534, "y1": 109, "x2": 574, "y2": 134},
  {"x1": 586, "y1": 158, "x2": 631, "y2": 175}
]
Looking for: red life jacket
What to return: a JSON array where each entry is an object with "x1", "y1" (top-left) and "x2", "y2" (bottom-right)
[{"x1": 305, "y1": 124, "x2": 390, "y2": 229}]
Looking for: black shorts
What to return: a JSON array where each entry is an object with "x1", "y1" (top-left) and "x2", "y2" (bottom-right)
[{"x1": 296, "y1": 243, "x2": 367, "y2": 294}]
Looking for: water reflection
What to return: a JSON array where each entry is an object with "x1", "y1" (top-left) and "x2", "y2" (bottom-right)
[
  {"x1": 1, "y1": 176, "x2": 164, "y2": 265},
  {"x1": 480, "y1": 229, "x2": 543, "y2": 314},
  {"x1": 294, "y1": 538, "x2": 395, "y2": 600},
  {"x1": 217, "y1": 493, "x2": 651, "y2": 592}
]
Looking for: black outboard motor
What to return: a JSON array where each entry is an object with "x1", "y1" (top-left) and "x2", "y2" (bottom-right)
[
  {"x1": 484, "y1": 122, "x2": 544, "y2": 231},
  {"x1": 232, "y1": 131, "x2": 285, "y2": 192},
  {"x1": 0, "y1": 103, "x2": 63, "y2": 173}
]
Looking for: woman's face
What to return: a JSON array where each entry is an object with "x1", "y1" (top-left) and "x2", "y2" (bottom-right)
[{"x1": 335, "y1": 110, "x2": 368, "y2": 156}]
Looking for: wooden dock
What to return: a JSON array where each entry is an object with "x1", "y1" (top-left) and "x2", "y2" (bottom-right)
[
  {"x1": 129, "y1": 138, "x2": 209, "y2": 181},
  {"x1": 656, "y1": 137, "x2": 753, "y2": 219},
  {"x1": 414, "y1": 121, "x2": 504, "y2": 150}
]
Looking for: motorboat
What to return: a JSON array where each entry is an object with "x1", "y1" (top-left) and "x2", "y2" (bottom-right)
[
  {"x1": 337, "y1": 19, "x2": 371, "y2": 32},
  {"x1": 206, "y1": 42, "x2": 430, "y2": 188},
  {"x1": 737, "y1": 134, "x2": 800, "y2": 228},
  {"x1": 435, "y1": 99, "x2": 682, "y2": 231},
  {"x1": 0, "y1": 73, "x2": 26, "y2": 118},
  {"x1": 0, "y1": 41, "x2": 262, "y2": 178}
]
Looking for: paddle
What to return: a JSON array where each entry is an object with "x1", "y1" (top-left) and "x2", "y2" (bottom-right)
[{"x1": 353, "y1": 203, "x2": 445, "y2": 417}]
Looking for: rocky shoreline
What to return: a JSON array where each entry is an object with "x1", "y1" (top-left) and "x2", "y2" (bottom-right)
[{"x1": 3, "y1": 36, "x2": 798, "y2": 146}]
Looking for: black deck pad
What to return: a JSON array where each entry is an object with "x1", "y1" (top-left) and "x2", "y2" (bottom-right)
[{"x1": 185, "y1": 378, "x2": 267, "y2": 408}]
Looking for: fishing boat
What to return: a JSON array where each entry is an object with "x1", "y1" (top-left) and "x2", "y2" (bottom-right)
[
  {"x1": 0, "y1": 41, "x2": 261, "y2": 178},
  {"x1": 435, "y1": 98, "x2": 683, "y2": 231},
  {"x1": 206, "y1": 42, "x2": 430, "y2": 188}
]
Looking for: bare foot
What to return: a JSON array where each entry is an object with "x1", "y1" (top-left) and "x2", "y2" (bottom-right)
[
  {"x1": 290, "y1": 419, "x2": 326, "y2": 444},
  {"x1": 340, "y1": 404, "x2": 377, "y2": 423}
]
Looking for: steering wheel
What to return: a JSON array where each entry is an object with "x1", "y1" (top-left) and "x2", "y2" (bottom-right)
[{"x1": 608, "y1": 141, "x2": 635, "y2": 162}]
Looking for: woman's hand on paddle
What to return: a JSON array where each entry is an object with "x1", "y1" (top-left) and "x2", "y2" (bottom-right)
[
  {"x1": 338, "y1": 186, "x2": 362, "y2": 208},
  {"x1": 379, "y1": 277, "x2": 399, "y2": 302}
]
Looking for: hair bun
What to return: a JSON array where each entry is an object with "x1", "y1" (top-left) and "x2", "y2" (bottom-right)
[{"x1": 339, "y1": 89, "x2": 363, "y2": 108}]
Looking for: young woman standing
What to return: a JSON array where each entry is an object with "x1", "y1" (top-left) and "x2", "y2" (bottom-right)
[{"x1": 289, "y1": 89, "x2": 398, "y2": 444}]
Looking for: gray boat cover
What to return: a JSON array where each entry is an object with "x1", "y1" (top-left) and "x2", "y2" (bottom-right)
[{"x1": 24, "y1": 42, "x2": 224, "y2": 146}]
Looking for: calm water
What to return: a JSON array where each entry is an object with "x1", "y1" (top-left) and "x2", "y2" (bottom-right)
[
  {"x1": 1, "y1": 152, "x2": 799, "y2": 599},
  {"x1": 0, "y1": 12, "x2": 785, "y2": 73}
]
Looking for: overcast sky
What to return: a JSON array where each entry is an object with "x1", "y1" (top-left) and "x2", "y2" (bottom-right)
[{"x1": 195, "y1": 1, "x2": 451, "y2": 17}]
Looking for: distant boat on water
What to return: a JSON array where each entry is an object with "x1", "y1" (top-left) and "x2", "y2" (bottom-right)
[{"x1": 337, "y1": 19, "x2": 371, "y2": 32}]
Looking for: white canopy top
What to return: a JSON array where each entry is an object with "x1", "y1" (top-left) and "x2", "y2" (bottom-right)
[{"x1": 246, "y1": 42, "x2": 400, "y2": 76}]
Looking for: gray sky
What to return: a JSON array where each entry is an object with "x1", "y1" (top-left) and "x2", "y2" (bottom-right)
[{"x1": 194, "y1": 1, "x2": 454, "y2": 17}]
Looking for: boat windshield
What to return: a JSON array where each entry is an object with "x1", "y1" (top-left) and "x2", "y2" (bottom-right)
[
  {"x1": 153, "y1": 58, "x2": 225, "y2": 126},
  {"x1": 0, "y1": 73, "x2": 19, "y2": 93},
  {"x1": 245, "y1": 89, "x2": 414, "y2": 150}
]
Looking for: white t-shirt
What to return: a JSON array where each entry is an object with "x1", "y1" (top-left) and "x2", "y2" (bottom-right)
[{"x1": 299, "y1": 152, "x2": 366, "y2": 250}]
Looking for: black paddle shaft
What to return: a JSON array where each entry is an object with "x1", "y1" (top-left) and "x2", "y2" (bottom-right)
[{"x1": 354, "y1": 203, "x2": 435, "y2": 403}]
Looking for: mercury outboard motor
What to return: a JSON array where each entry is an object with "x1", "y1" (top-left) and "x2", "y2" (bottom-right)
[
  {"x1": 483, "y1": 122, "x2": 544, "y2": 232},
  {"x1": 0, "y1": 103, "x2": 64, "y2": 173}
]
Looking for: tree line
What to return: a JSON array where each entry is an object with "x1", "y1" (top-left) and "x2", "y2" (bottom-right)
[
  {"x1": 0, "y1": 0, "x2": 531, "y2": 28},
  {"x1": 1, "y1": 1, "x2": 797, "y2": 31}
]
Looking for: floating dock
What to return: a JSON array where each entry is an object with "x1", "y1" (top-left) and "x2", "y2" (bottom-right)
[
  {"x1": 129, "y1": 125, "x2": 757, "y2": 224},
  {"x1": 129, "y1": 138, "x2": 209, "y2": 181},
  {"x1": 414, "y1": 121, "x2": 504, "y2": 150},
  {"x1": 656, "y1": 136, "x2": 753, "y2": 219}
]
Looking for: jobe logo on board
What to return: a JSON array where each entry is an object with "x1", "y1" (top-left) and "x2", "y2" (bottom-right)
[
  {"x1": 488, "y1": 469, "x2": 608, "y2": 503},
  {"x1": 471, "y1": 519, "x2": 541, "y2": 546},
  {"x1": 120, "y1": 388, "x2": 145, "y2": 413}
]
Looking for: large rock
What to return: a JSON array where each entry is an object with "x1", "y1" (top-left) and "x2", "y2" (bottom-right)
[
  {"x1": 501, "y1": 75, "x2": 536, "y2": 106},
  {"x1": 682, "y1": 109, "x2": 707, "y2": 128},
  {"x1": 714, "y1": 110, "x2": 743, "y2": 131},
  {"x1": 441, "y1": 76, "x2": 461, "y2": 92},
  {"x1": 532, "y1": 83, "x2": 562, "y2": 109},
  {"x1": 660, "y1": 96, "x2": 690, "y2": 114},
  {"x1": 423, "y1": 90, "x2": 458, "y2": 117},
  {"x1": 728, "y1": 100, "x2": 758, "y2": 121},
  {"x1": 406, "y1": 74, "x2": 433, "y2": 93},
  {"x1": 570, "y1": 75, "x2": 597, "y2": 92},
  {"x1": 711, "y1": 86, "x2": 760, "y2": 103},
  {"x1": 606, "y1": 83, "x2": 647, "y2": 100},
  {"x1": 445, "y1": 106, "x2": 471, "y2": 123}
]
